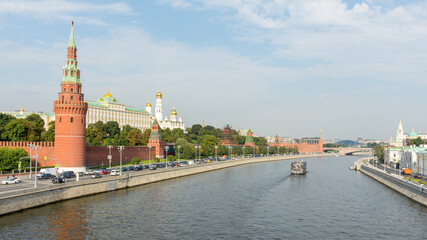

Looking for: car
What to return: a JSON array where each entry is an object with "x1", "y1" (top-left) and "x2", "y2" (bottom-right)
[
  {"x1": 1, "y1": 177, "x2": 21, "y2": 185},
  {"x1": 127, "y1": 166, "x2": 135, "y2": 171},
  {"x1": 110, "y1": 169, "x2": 120, "y2": 176},
  {"x1": 51, "y1": 177, "x2": 66, "y2": 184},
  {"x1": 135, "y1": 165, "x2": 143, "y2": 171},
  {"x1": 98, "y1": 170, "x2": 109, "y2": 175},
  {"x1": 149, "y1": 165, "x2": 157, "y2": 170},
  {"x1": 84, "y1": 169, "x2": 95, "y2": 175},
  {"x1": 143, "y1": 165, "x2": 150, "y2": 169},
  {"x1": 37, "y1": 173, "x2": 54, "y2": 179},
  {"x1": 121, "y1": 167, "x2": 128, "y2": 172},
  {"x1": 60, "y1": 171, "x2": 76, "y2": 178},
  {"x1": 91, "y1": 173, "x2": 102, "y2": 179},
  {"x1": 402, "y1": 168, "x2": 412, "y2": 175}
]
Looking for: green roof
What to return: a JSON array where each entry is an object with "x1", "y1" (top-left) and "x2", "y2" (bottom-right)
[
  {"x1": 87, "y1": 101, "x2": 107, "y2": 108},
  {"x1": 68, "y1": 22, "x2": 75, "y2": 47}
]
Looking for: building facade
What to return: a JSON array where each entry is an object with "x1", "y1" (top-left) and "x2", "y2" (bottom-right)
[
  {"x1": 147, "y1": 90, "x2": 185, "y2": 131},
  {"x1": 86, "y1": 90, "x2": 151, "y2": 132}
]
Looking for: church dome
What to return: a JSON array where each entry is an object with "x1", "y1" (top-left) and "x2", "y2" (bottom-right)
[
  {"x1": 146, "y1": 102, "x2": 152, "y2": 107},
  {"x1": 156, "y1": 90, "x2": 162, "y2": 99},
  {"x1": 408, "y1": 129, "x2": 418, "y2": 137},
  {"x1": 104, "y1": 90, "x2": 112, "y2": 98},
  {"x1": 171, "y1": 108, "x2": 177, "y2": 116}
]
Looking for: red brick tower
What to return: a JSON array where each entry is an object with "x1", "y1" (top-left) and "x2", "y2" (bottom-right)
[
  {"x1": 148, "y1": 118, "x2": 164, "y2": 158},
  {"x1": 244, "y1": 129, "x2": 255, "y2": 146},
  {"x1": 53, "y1": 22, "x2": 88, "y2": 172}
]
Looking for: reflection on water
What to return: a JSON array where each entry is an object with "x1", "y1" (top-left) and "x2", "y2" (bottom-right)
[{"x1": 0, "y1": 156, "x2": 426, "y2": 240}]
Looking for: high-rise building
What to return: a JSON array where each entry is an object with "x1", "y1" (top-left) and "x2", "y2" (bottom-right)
[{"x1": 53, "y1": 22, "x2": 88, "y2": 173}]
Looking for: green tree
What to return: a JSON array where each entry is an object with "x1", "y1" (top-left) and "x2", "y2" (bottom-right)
[
  {"x1": 372, "y1": 145, "x2": 384, "y2": 160},
  {"x1": 175, "y1": 138, "x2": 195, "y2": 159},
  {"x1": 126, "y1": 129, "x2": 144, "y2": 146},
  {"x1": 105, "y1": 121, "x2": 120, "y2": 137},
  {"x1": 0, "y1": 147, "x2": 28, "y2": 170},
  {"x1": 0, "y1": 113, "x2": 16, "y2": 141},
  {"x1": 141, "y1": 129, "x2": 151, "y2": 145},
  {"x1": 131, "y1": 157, "x2": 140, "y2": 165},
  {"x1": 43, "y1": 120, "x2": 55, "y2": 142},
  {"x1": 201, "y1": 135, "x2": 220, "y2": 157},
  {"x1": 86, "y1": 128, "x2": 103, "y2": 146},
  {"x1": 1, "y1": 119, "x2": 28, "y2": 141},
  {"x1": 409, "y1": 137, "x2": 423, "y2": 146},
  {"x1": 254, "y1": 137, "x2": 268, "y2": 146},
  {"x1": 167, "y1": 155, "x2": 176, "y2": 162},
  {"x1": 25, "y1": 114, "x2": 46, "y2": 141}
]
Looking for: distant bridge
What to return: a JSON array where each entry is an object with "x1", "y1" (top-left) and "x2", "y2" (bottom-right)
[{"x1": 323, "y1": 147, "x2": 372, "y2": 156}]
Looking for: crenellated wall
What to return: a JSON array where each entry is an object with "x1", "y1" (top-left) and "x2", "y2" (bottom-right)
[
  {"x1": 269, "y1": 141, "x2": 323, "y2": 153},
  {"x1": 86, "y1": 146, "x2": 156, "y2": 167},
  {"x1": 0, "y1": 141, "x2": 56, "y2": 166}
]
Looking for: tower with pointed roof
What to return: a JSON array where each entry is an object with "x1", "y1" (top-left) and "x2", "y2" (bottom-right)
[
  {"x1": 155, "y1": 89, "x2": 163, "y2": 121},
  {"x1": 245, "y1": 129, "x2": 255, "y2": 146},
  {"x1": 148, "y1": 118, "x2": 164, "y2": 158},
  {"x1": 395, "y1": 119, "x2": 404, "y2": 147},
  {"x1": 53, "y1": 22, "x2": 88, "y2": 172}
]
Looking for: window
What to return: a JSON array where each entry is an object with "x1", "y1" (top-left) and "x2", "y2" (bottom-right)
[
  {"x1": 64, "y1": 88, "x2": 66, "y2": 92},
  {"x1": 60, "y1": 117, "x2": 62, "y2": 123},
  {"x1": 81, "y1": 119, "x2": 83, "y2": 124},
  {"x1": 71, "y1": 117, "x2": 73, "y2": 123},
  {"x1": 71, "y1": 88, "x2": 73, "y2": 92},
  {"x1": 71, "y1": 96, "x2": 73, "y2": 101},
  {"x1": 62, "y1": 96, "x2": 64, "y2": 102}
]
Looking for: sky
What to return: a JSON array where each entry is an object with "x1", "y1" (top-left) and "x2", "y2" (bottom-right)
[{"x1": 0, "y1": 0, "x2": 427, "y2": 140}]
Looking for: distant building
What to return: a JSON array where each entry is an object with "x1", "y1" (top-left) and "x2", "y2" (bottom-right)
[
  {"x1": 147, "y1": 90, "x2": 185, "y2": 131},
  {"x1": 220, "y1": 124, "x2": 236, "y2": 146},
  {"x1": 1, "y1": 108, "x2": 55, "y2": 130}
]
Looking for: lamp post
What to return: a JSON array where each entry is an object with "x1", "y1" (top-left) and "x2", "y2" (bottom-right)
[
  {"x1": 148, "y1": 146, "x2": 152, "y2": 166},
  {"x1": 30, "y1": 145, "x2": 41, "y2": 188},
  {"x1": 118, "y1": 146, "x2": 124, "y2": 175},
  {"x1": 29, "y1": 145, "x2": 33, "y2": 179},
  {"x1": 242, "y1": 146, "x2": 245, "y2": 158},
  {"x1": 215, "y1": 146, "x2": 218, "y2": 161},
  {"x1": 177, "y1": 145, "x2": 181, "y2": 161},
  {"x1": 199, "y1": 146, "x2": 201, "y2": 160},
  {"x1": 107, "y1": 145, "x2": 113, "y2": 169},
  {"x1": 277, "y1": 146, "x2": 279, "y2": 156},
  {"x1": 267, "y1": 146, "x2": 270, "y2": 156},
  {"x1": 194, "y1": 146, "x2": 197, "y2": 161},
  {"x1": 228, "y1": 146, "x2": 231, "y2": 160},
  {"x1": 165, "y1": 146, "x2": 169, "y2": 169}
]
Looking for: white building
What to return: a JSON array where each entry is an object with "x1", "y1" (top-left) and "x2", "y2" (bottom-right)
[
  {"x1": 147, "y1": 90, "x2": 185, "y2": 131},
  {"x1": 86, "y1": 91, "x2": 151, "y2": 132},
  {"x1": 384, "y1": 147, "x2": 405, "y2": 166}
]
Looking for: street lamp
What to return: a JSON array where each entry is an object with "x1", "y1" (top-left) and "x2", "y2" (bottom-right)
[
  {"x1": 194, "y1": 146, "x2": 197, "y2": 161},
  {"x1": 215, "y1": 146, "x2": 218, "y2": 161},
  {"x1": 165, "y1": 146, "x2": 169, "y2": 169},
  {"x1": 107, "y1": 145, "x2": 113, "y2": 169},
  {"x1": 177, "y1": 145, "x2": 181, "y2": 161},
  {"x1": 267, "y1": 146, "x2": 270, "y2": 156},
  {"x1": 29, "y1": 145, "x2": 33, "y2": 179},
  {"x1": 148, "y1": 146, "x2": 152, "y2": 166},
  {"x1": 243, "y1": 146, "x2": 245, "y2": 158},
  {"x1": 29, "y1": 145, "x2": 41, "y2": 188},
  {"x1": 277, "y1": 146, "x2": 279, "y2": 156},
  {"x1": 118, "y1": 146, "x2": 124, "y2": 175}
]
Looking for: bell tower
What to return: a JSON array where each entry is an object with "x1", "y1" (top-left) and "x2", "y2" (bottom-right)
[{"x1": 53, "y1": 22, "x2": 88, "y2": 172}]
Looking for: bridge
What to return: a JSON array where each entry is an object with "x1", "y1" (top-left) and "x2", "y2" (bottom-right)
[{"x1": 323, "y1": 147, "x2": 372, "y2": 156}]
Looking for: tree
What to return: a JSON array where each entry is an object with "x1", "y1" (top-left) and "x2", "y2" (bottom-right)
[
  {"x1": 175, "y1": 138, "x2": 195, "y2": 159},
  {"x1": 167, "y1": 155, "x2": 176, "y2": 162},
  {"x1": 372, "y1": 145, "x2": 384, "y2": 160},
  {"x1": 44, "y1": 121, "x2": 55, "y2": 142},
  {"x1": 0, "y1": 113, "x2": 16, "y2": 141},
  {"x1": 131, "y1": 157, "x2": 140, "y2": 165},
  {"x1": 1, "y1": 119, "x2": 28, "y2": 141},
  {"x1": 126, "y1": 129, "x2": 144, "y2": 146},
  {"x1": 409, "y1": 137, "x2": 423, "y2": 146},
  {"x1": 86, "y1": 128, "x2": 103, "y2": 146},
  {"x1": 142, "y1": 129, "x2": 151, "y2": 145},
  {"x1": 0, "y1": 147, "x2": 28, "y2": 170},
  {"x1": 190, "y1": 124, "x2": 203, "y2": 135},
  {"x1": 25, "y1": 114, "x2": 46, "y2": 141},
  {"x1": 254, "y1": 137, "x2": 268, "y2": 146},
  {"x1": 105, "y1": 121, "x2": 120, "y2": 138},
  {"x1": 201, "y1": 135, "x2": 220, "y2": 157}
]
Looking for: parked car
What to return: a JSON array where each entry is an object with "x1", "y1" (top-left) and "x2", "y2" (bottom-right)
[
  {"x1": 143, "y1": 165, "x2": 150, "y2": 169},
  {"x1": 149, "y1": 165, "x2": 157, "y2": 170},
  {"x1": 37, "y1": 173, "x2": 54, "y2": 179},
  {"x1": 402, "y1": 168, "x2": 412, "y2": 175},
  {"x1": 111, "y1": 169, "x2": 120, "y2": 176},
  {"x1": 91, "y1": 173, "x2": 102, "y2": 179},
  {"x1": 98, "y1": 170, "x2": 109, "y2": 175},
  {"x1": 135, "y1": 165, "x2": 143, "y2": 171},
  {"x1": 52, "y1": 177, "x2": 66, "y2": 184},
  {"x1": 127, "y1": 166, "x2": 135, "y2": 171},
  {"x1": 60, "y1": 171, "x2": 76, "y2": 178},
  {"x1": 84, "y1": 169, "x2": 95, "y2": 175},
  {"x1": 1, "y1": 177, "x2": 21, "y2": 185},
  {"x1": 121, "y1": 167, "x2": 128, "y2": 172}
]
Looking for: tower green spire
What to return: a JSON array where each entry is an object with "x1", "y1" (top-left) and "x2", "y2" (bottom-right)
[{"x1": 68, "y1": 21, "x2": 75, "y2": 47}]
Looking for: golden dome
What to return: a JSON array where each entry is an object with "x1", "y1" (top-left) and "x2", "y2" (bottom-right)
[
  {"x1": 104, "y1": 90, "x2": 112, "y2": 98},
  {"x1": 20, "y1": 108, "x2": 24, "y2": 112},
  {"x1": 156, "y1": 90, "x2": 162, "y2": 99},
  {"x1": 146, "y1": 102, "x2": 152, "y2": 107},
  {"x1": 171, "y1": 108, "x2": 177, "y2": 116}
]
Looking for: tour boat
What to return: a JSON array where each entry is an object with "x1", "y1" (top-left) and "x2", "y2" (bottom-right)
[{"x1": 291, "y1": 160, "x2": 307, "y2": 175}]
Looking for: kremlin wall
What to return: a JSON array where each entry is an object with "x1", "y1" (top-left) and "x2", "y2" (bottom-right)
[{"x1": 0, "y1": 23, "x2": 323, "y2": 171}]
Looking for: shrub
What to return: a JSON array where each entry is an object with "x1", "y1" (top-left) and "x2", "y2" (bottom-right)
[
  {"x1": 131, "y1": 157, "x2": 140, "y2": 165},
  {"x1": 167, "y1": 155, "x2": 176, "y2": 162}
]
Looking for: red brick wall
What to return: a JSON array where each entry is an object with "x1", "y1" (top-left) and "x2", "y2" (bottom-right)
[
  {"x1": 269, "y1": 141, "x2": 323, "y2": 153},
  {"x1": 0, "y1": 141, "x2": 56, "y2": 167},
  {"x1": 86, "y1": 146, "x2": 156, "y2": 167}
]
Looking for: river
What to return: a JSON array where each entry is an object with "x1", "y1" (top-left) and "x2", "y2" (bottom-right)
[{"x1": 0, "y1": 156, "x2": 426, "y2": 239}]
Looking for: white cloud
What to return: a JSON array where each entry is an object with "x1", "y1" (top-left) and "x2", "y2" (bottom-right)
[{"x1": 0, "y1": 0, "x2": 132, "y2": 25}]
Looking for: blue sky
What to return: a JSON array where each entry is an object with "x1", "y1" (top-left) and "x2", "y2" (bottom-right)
[{"x1": 1, "y1": 0, "x2": 427, "y2": 140}]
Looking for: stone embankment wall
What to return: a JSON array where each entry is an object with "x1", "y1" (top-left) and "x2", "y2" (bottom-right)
[
  {"x1": 359, "y1": 163, "x2": 427, "y2": 207},
  {"x1": 0, "y1": 153, "x2": 330, "y2": 216}
]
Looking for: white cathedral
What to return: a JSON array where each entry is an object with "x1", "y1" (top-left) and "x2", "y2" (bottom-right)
[{"x1": 145, "y1": 90, "x2": 185, "y2": 131}]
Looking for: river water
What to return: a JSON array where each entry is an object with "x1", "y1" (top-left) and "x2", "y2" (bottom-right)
[{"x1": 0, "y1": 156, "x2": 426, "y2": 240}]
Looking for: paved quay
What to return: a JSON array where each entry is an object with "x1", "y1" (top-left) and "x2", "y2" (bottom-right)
[{"x1": 0, "y1": 153, "x2": 331, "y2": 216}]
